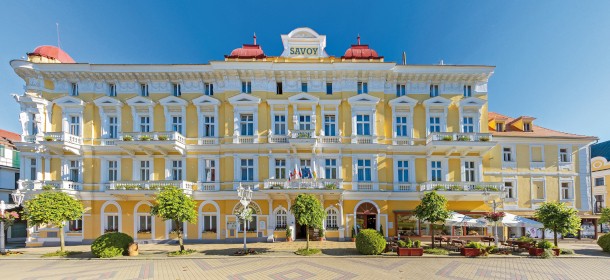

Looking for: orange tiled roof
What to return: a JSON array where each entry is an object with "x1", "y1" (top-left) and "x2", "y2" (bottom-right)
[
  {"x1": 488, "y1": 112, "x2": 595, "y2": 139},
  {"x1": 0, "y1": 129, "x2": 20, "y2": 149}
]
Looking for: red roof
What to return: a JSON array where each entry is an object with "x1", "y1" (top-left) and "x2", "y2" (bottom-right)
[
  {"x1": 0, "y1": 129, "x2": 20, "y2": 149},
  {"x1": 28, "y1": 45, "x2": 75, "y2": 63},
  {"x1": 488, "y1": 112, "x2": 595, "y2": 139},
  {"x1": 342, "y1": 35, "x2": 382, "y2": 59},
  {"x1": 226, "y1": 44, "x2": 266, "y2": 59}
]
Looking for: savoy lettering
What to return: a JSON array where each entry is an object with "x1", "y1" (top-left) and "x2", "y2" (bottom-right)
[{"x1": 289, "y1": 47, "x2": 318, "y2": 56}]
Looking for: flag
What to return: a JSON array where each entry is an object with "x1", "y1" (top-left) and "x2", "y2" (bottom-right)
[
  {"x1": 312, "y1": 161, "x2": 318, "y2": 179},
  {"x1": 294, "y1": 164, "x2": 300, "y2": 179}
]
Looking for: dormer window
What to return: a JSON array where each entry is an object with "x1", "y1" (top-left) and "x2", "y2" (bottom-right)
[
  {"x1": 396, "y1": 84, "x2": 406, "y2": 97},
  {"x1": 301, "y1": 82, "x2": 308, "y2": 93},
  {"x1": 140, "y1": 83, "x2": 149, "y2": 97},
  {"x1": 70, "y1": 83, "x2": 79, "y2": 96},
  {"x1": 108, "y1": 83, "x2": 116, "y2": 97},
  {"x1": 496, "y1": 123, "x2": 504, "y2": 132},
  {"x1": 463, "y1": 85, "x2": 472, "y2": 97},
  {"x1": 429, "y1": 84, "x2": 439, "y2": 97},
  {"x1": 172, "y1": 83, "x2": 181, "y2": 97},
  {"x1": 523, "y1": 122, "x2": 532, "y2": 132},
  {"x1": 204, "y1": 83, "x2": 214, "y2": 96},
  {"x1": 276, "y1": 82, "x2": 283, "y2": 95},
  {"x1": 357, "y1": 82, "x2": 368, "y2": 94},
  {"x1": 242, "y1": 81, "x2": 252, "y2": 94}
]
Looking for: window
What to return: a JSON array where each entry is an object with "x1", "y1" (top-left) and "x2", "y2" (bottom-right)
[
  {"x1": 595, "y1": 195, "x2": 604, "y2": 213},
  {"x1": 503, "y1": 147, "x2": 514, "y2": 162},
  {"x1": 561, "y1": 182, "x2": 572, "y2": 200},
  {"x1": 464, "y1": 161, "x2": 475, "y2": 182},
  {"x1": 69, "y1": 219, "x2": 83, "y2": 232},
  {"x1": 69, "y1": 160, "x2": 79, "y2": 182},
  {"x1": 301, "y1": 82, "x2": 308, "y2": 93},
  {"x1": 202, "y1": 116, "x2": 215, "y2": 137},
  {"x1": 326, "y1": 208, "x2": 338, "y2": 229},
  {"x1": 429, "y1": 117, "x2": 441, "y2": 133},
  {"x1": 495, "y1": 123, "x2": 504, "y2": 132},
  {"x1": 463, "y1": 85, "x2": 472, "y2": 97},
  {"x1": 326, "y1": 83, "x2": 333, "y2": 95},
  {"x1": 274, "y1": 115, "x2": 287, "y2": 135},
  {"x1": 396, "y1": 84, "x2": 406, "y2": 97},
  {"x1": 202, "y1": 159, "x2": 216, "y2": 182},
  {"x1": 108, "y1": 83, "x2": 117, "y2": 97},
  {"x1": 204, "y1": 83, "x2": 214, "y2": 96},
  {"x1": 275, "y1": 209, "x2": 287, "y2": 229},
  {"x1": 171, "y1": 160, "x2": 183, "y2": 180},
  {"x1": 324, "y1": 115, "x2": 336, "y2": 136},
  {"x1": 356, "y1": 114, "x2": 371, "y2": 135},
  {"x1": 108, "y1": 116, "x2": 118, "y2": 138},
  {"x1": 140, "y1": 83, "x2": 149, "y2": 97},
  {"x1": 171, "y1": 116, "x2": 183, "y2": 134},
  {"x1": 533, "y1": 181, "x2": 545, "y2": 200},
  {"x1": 396, "y1": 116, "x2": 409, "y2": 137},
  {"x1": 247, "y1": 213, "x2": 257, "y2": 232},
  {"x1": 172, "y1": 83, "x2": 181, "y2": 97},
  {"x1": 429, "y1": 84, "x2": 439, "y2": 97},
  {"x1": 559, "y1": 148, "x2": 570, "y2": 162},
  {"x1": 69, "y1": 115, "x2": 80, "y2": 136},
  {"x1": 357, "y1": 82, "x2": 368, "y2": 94},
  {"x1": 140, "y1": 160, "x2": 150, "y2": 181},
  {"x1": 462, "y1": 117, "x2": 474, "y2": 133},
  {"x1": 70, "y1": 82, "x2": 79, "y2": 96},
  {"x1": 397, "y1": 160, "x2": 409, "y2": 182},
  {"x1": 30, "y1": 113, "x2": 38, "y2": 135},
  {"x1": 202, "y1": 215, "x2": 217, "y2": 232},
  {"x1": 504, "y1": 182, "x2": 515, "y2": 199},
  {"x1": 595, "y1": 177, "x2": 605, "y2": 186},
  {"x1": 523, "y1": 122, "x2": 531, "y2": 132},
  {"x1": 108, "y1": 160, "x2": 118, "y2": 181},
  {"x1": 298, "y1": 115, "x2": 312, "y2": 130},
  {"x1": 357, "y1": 159, "x2": 372, "y2": 182},
  {"x1": 30, "y1": 158, "x2": 37, "y2": 180},
  {"x1": 276, "y1": 82, "x2": 282, "y2": 95},
  {"x1": 240, "y1": 159, "x2": 254, "y2": 181},
  {"x1": 106, "y1": 215, "x2": 118, "y2": 232},
  {"x1": 241, "y1": 81, "x2": 252, "y2": 94},
  {"x1": 240, "y1": 114, "x2": 254, "y2": 136},
  {"x1": 325, "y1": 159, "x2": 337, "y2": 179},
  {"x1": 274, "y1": 159, "x2": 286, "y2": 179},
  {"x1": 138, "y1": 215, "x2": 152, "y2": 232},
  {"x1": 431, "y1": 161, "x2": 442, "y2": 182},
  {"x1": 140, "y1": 116, "x2": 150, "y2": 133}
]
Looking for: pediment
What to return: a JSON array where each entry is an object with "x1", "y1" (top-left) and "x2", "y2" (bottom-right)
[
  {"x1": 347, "y1": 94, "x2": 380, "y2": 106},
  {"x1": 93, "y1": 96, "x2": 123, "y2": 107},
  {"x1": 192, "y1": 95, "x2": 220, "y2": 106},
  {"x1": 422, "y1": 96, "x2": 451, "y2": 107},
  {"x1": 389, "y1": 96, "x2": 418, "y2": 108},
  {"x1": 159, "y1": 96, "x2": 188, "y2": 106},
  {"x1": 288, "y1": 93, "x2": 319, "y2": 104},
  {"x1": 228, "y1": 93, "x2": 261, "y2": 105},
  {"x1": 126, "y1": 96, "x2": 155, "y2": 107},
  {"x1": 459, "y1": 97, "x2": 486, "y2": 108},
  {"x1": 53, "y1": 96, "x2": 85, "y2": 108}
]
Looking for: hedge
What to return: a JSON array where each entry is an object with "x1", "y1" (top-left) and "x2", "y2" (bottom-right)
[
  {"x1": 597, "y1": 234, "x2": 610, "y2": 253},
  {"x1": 91, "y1": 232, "x2": 134, "y2": 258}
]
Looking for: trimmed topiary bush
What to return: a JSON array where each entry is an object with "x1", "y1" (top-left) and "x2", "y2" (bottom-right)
[
  {"x1": 597, "y1": 234, "x2": 610, "y2": 252},
  {"x1": 355, "y1": 229, "x2": 386, "y2": 255},
  {"x1": 91, "y1": 232, "x2": 134, "y2": 258}
]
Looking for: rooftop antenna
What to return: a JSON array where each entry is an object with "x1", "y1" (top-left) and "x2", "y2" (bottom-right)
[
  {"x1": 253, "y1": 32, "x2": 257, "y2": 45},
  {"x1": 439, "y1": 59, "x2": 444, "y2": 65},
  {"x1": 56, "y1": 22, "x2": 62, "y2": 49},
  {"x1": 357, "y1": 34, "x2": 361, "y2": 45},
  {"x1": 402, "y1": 51, "x2": 407, "y2": 65}
]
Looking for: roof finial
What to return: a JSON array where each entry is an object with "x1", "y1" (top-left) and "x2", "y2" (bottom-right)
[
  {"x1": 253, "y1": 32, "x2": 257, "y2": 45},
  {"x1": 357, "y1": 34, "x2": 361, "y2": 45}
]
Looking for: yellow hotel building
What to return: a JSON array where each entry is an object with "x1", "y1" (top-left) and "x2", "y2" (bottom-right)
[{"x1": 10, "y1": 28, "x2": 597, "y2": 245}]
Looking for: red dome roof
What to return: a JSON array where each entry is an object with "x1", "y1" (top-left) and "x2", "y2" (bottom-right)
[
  {"x1": 342, "y1": 35, "x2": 382, "y2": 60},
  {"x1": 28, "y1": 45, "x2": 75, "y2": 63},
  {"x1": 226, "y1": 44, "x2": 266, "y2": 59}
]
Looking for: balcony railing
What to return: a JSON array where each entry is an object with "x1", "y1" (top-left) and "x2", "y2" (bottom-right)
[
  {"x1": 392, "y1": 137, "x2": 416, "y2": 145},
  {"x1": 426, "y1": 132, "x2": 492, "y2": 144},
  {"x1": 264, "y1": 178, "x2": 343, "y2": 190},
  {"x1": 43, "y1": 132, "x2": 83, "y2": 145},
  {"x1": 105, "y1": 180, "x2": 195, "y2": 193},
  {"x1": 394, "y1": 182, "x2": 416, "y2": 192},
  {"x1": 197, "y1": 182, "x2": 220, "y2": 191},
  {"x1": 290, "y1": 130, "x2": 315, "y2": 139},
  {"x1": 317, "y1": 136, "x2": 341, "y2": 144},
  {"x1": 352, "y1": 135, "x2": 376, "y2": 144},
  {"x1": 419, "y1": 181, "x2": 504, "y2": 192},
  {"x1": 353, "y1": 182, "x2": 378, "y2": 191},
  {"x1": 198, "y1": 137, "x2": 218, "y2": 145},
  {"x1": 119, "y1": 131, "x2": 185, "y2": 144},
  {"x1": 268, "y1": 134, "x2": 289, "y2": 143},
  {"x1": 23, "y1": 135, "x2": 41, "y2": 143},
  {"x1": 234, "y1": 135, "x2": 257, "y2": 144},
  {"x1": 100, "y1": 138, "x2": 117, "y2": 146},
  {"x1": 19, "y1": 180, "x2": 82, "y2": 191}
]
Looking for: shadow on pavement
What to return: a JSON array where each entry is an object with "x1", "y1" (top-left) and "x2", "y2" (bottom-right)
[{"x1": 202, "y1": 248, "x2": 272, "y2": 256}]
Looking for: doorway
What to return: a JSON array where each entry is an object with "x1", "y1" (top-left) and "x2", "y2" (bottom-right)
[{"x1": 356, "y1": 202, "x2": 378, "y2": 230}]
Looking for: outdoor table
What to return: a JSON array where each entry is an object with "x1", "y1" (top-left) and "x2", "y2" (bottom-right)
[
  {"x1": 451, "y1": 239, "x2": 466, "y2": 246},
  {"x1": 481, "y1": 236, "x2": 495, "y2": 246},
  {"x1": 434, "y1": 236, "x2": 448, "y2": 247}
]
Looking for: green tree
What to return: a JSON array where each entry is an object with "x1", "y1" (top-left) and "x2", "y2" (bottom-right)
[
  {"x1": 535, "y1": 201, "x2": 581, "y2": 247},
  {"x1": 290, "y1": 194, "x2": 325, "y2": 251},
  {"x1": 414, "y1": 191, "x2": 451, "y2": 248},
  {"x1": 151, "y1": 186, "x2": 197, "y2": 252},
  {"x1": 599, "y1": 207, "x2": 610, "y2": 225},
  {"x1": 22, "y1": 189, "x2": 84, "y2": 252}
]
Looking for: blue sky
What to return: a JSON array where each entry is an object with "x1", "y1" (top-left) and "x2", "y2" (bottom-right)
[{"x1": 1, "y1": 1, "x2": 608, "y2": 141}]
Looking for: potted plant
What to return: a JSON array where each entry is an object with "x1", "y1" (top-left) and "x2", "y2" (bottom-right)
[
  {"x1": 122, "y1": 135, "x2": 133, "y2": 141},
  {"x1": 286, "y1": 227, "x2": 292, "y2": 242},
  {"x1": 319, "y1": 228, "x2": 325, "y2": 241},
  {"x1": 43, "y1": 136, "x2": 54, "y2": 141},
  {"x1": 324, "y1": 183, "x2": 337, "y2": 190},
  {"x1": 441, "y1": 135, "x2": 453, "y2": 141},
  {"x1": 158, "y1": 135, "x2": 169, "y2": 141},
  {"x1": 457, "y1": 136, "x2": 471, "y2": 141},
  {"x1": 529, "y1": 240, "x2": 560, "y2": 256},
  {"x1": 397, "y1": 238, "x2": 424, "y2": 256},
  {"x1": 461, "y1": 241, "x2": 484, "y2": 257},
  {"x1": 139, "y1": 135, "x2": 152, "y2": 141},
  {"x1": 351, "y1": 226, "x2": 357, "y2": 242},
  {"x1": 479, "y1": 136, "x2": 490, "y2": 142}
]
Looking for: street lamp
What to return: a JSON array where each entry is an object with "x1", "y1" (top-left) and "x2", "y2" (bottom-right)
[
  {"x1": 1, "y1": 189, "x2": 25, "y2": 254},
  {"x1": 483, "y1": 191, "x2": 505, "y2": 247},
  {"x1": 237, "y1": 183, "x2": 253, "y2": 252}
]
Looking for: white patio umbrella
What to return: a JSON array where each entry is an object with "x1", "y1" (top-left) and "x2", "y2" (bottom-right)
[
  {"x1": 477, "y1": 212, "x2": 544, "y2": 228},
  {"x1": 445, "y1": 212, "x2": 487, "y2": 227}
]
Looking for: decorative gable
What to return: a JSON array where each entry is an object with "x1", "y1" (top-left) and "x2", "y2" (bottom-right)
[
  {"x1": 159, "y1": 96, "x2": 188, "y2": 107},
  {"x1": 126, "y1": 96, "x2": 155, "y2": 107},
  {"x1": 93, "y1": 96, "x2": 123, "y2": 107},
  {"x1": 459, "y1": 97, "x2": 486, "y2": 109},
  {"x1": 389, "y1": 96, "x2": 418, "y2": 108},
  {"x1": 347, "y1": 94, "x2": 380, "y2": 106},
  {"x1": 288, "y1": 93, "x2": 319, "y2": 104},
  {"x1": 423, "y1": 96, "x2": 451, "y2": 108},
  {"x1": 228, "y1": 93, "x2": 261, "y2": 106},
  {"x1": 192, "y1": 95, "x2": 220, "y2": 107},
  {"x1": 53, "y1": 96, "x2": 85, "y2": 109}
]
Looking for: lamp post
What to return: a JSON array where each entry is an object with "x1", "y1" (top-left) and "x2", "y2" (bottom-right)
[
  {"x1": 484, "y1": 191, "x2": 505, "y2": 247},
  {"x1": 237, "y1": 183, "x2": 253, "y2": 252},
  {"x1": 1, "y1": 190, "x2": 25, "y2": 254}
]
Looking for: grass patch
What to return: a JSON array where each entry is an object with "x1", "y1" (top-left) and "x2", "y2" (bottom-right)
[
  {"x1": 41, "y1": 250, "x2": 82, "y2": 258},
  {"x1": 424, "y1": 248, "x2": 449, "y2": 255},
  {"x1": 560, "y1": 248, "x2": 575, "y2": 255},
  {"x1": 168, "y1": 249, "x2": 197, "y2": 256},
  {"x1": 295, "y1": 248, "x2": 321, "y2": 256}
]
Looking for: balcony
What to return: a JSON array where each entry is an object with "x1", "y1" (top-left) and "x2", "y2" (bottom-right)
[
  {"x1": 117, "y1": 131, "x2": 185, "y2": 155},
  {"x1": 317, "y1": 135, "x2": 341, "y2": 144},
  {"x1": 419, "y1": 181, "x2": 505, "y2": 200},
  {"x1": 197, "y1": 182, "x2": 220, "y2": 191},
  {"x1": 268, "y1": 134, "x2": 289, "y2": 144},
  {"x1": 351, "y1": 135, "x2": 377, "y2": 144},
  {"x1": 234, "y1": 135, "x2": 258, "y2": 144},
  {"x1": 19, "y1": 180, "x2": 82, "y2": 192},
  {"x1": 105, "y1": 180, "x2": 195, "y2": 195},
  {"x1": 263, "y1": 178, "x2": 343, "y2": 190},
  {"x1": 40, "y1": 132, "x2": 83, "y2": 155},
  {"x1": 353, "y1": 182, "x2": 379, "y2": 191},
  {"x1": 426, "y1": 132, "x2": 494, "y2": 156},
  {"x1": 394, "y1": 182, "x2": 416, "y2": 192},
  {"x1": 288, "y1": 130, "x2": 316, "y2": 145},
  {"x1": 198, "y1": 137, "x2": 219, "y2": 145},
  {"x1": 392, "y1": 137, "x2": 416, "y2": 146}
]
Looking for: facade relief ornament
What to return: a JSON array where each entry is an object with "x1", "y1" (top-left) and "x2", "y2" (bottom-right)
[
  {"x1": 475, "y1": 82, "x2": 488, "y2": 93},
  {"x1": 118, "y1": 81, "x2": 137, "y2": 94},
  {"x1": 53, "y1": 79, "x2": 70, "y2": 93},
  {"x1": 309, "y1": 80, "x2": 323, "y2": 92},
  {"x1": 442, "y1": 82, "x2": 462, "y2": 94},
  {"x1": 407, "y1": 82, "x2": 428, "y2": 94},
  {"x1": 149, "y1": 81, "x2": 170, "y2": 93},
  {"x1": 284, "y1": 79, "x2": 299, "y2": 92},
  {"x1": 181, "y1": 80, "x2": 204, "y2": 93}
]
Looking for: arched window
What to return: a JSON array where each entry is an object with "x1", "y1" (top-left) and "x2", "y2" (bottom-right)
[
  {"x1": 326, "y1": 208, "x2": 338, "y2": 229},
  {"x1": 275, "y1": 208, "x2": 287, "y2": 229}
]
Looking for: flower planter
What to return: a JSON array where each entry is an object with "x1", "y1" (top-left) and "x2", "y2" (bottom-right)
[
  {"x1": 397, "y1": 247, "x2": 423, "y2": 256},
  {"x1": 528, "y1": 248, "x2": 560, "y2": 256},
  {"x1": 461, "y1": 247, "x2": 482, "y2": 257}
]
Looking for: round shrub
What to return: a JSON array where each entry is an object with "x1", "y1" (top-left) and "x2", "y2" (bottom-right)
[
  {"x1": 355, "y1": 229, "x2": 386, "y2": 255},
  {"x1": 91, "y1": 232, "x2": 134, "y2": 258},
  {"x1": 597, "y1": 233, "x2": 610, "y2": 252},
  {"x1": 537, "y1": 240, "x2": 554, "y2": 249}
]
